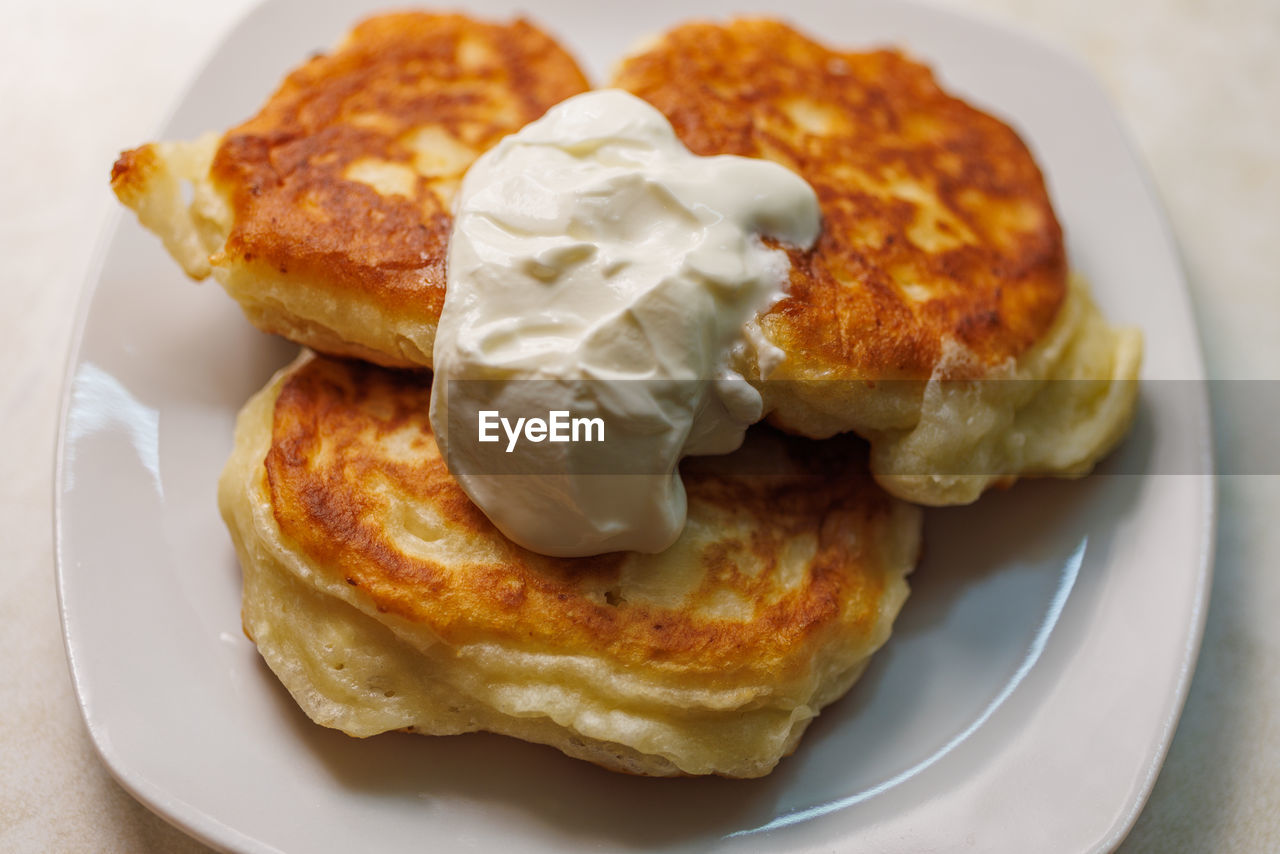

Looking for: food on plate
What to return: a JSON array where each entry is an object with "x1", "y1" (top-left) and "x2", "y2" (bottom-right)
[
  {"x1": 613, "y1": 18, "x2": 1142, "y2": 505},
  {"x1": 110, "y1": 12, "x2": 589, "y2": 367},
  {"x1": 220, "y1": 354, "x2": 921, "y2": 777},
  {"x1": 106, "y1": 8, "x2": 1145, "y2": 779}
]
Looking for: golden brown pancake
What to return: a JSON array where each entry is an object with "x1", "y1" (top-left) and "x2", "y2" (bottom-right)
[
  {"x1": 612, "y1": 19, "x2": 1141, "y2": 504},
  {"x1": 614, "y1": 18, "x2": 1064, "y2": 377},
  {"x1": 111, "y1": 12, "x2": 590, "y2": 367},
  {"x1": 220, "y1": 353, "x2": 921, "y2": 777},
  {"x1": 115, "y1": 13, "x2": 1139, "y2": 506}
]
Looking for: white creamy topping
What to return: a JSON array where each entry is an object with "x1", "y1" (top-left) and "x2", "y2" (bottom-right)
[{"x1": 430, "y1": 89, "x2": 820, "y2": 557}]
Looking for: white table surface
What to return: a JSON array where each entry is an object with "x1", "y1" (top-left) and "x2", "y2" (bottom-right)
[{"x1": 2, "y1": 0, "x2": 1276, "y2": 851}]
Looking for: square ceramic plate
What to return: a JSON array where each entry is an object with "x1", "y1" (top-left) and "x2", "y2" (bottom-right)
[{"x1": 56, "y1": 0, "x2": 1215, "y2": 851}]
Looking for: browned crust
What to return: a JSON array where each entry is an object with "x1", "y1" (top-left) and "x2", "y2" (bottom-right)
[
  {"x1": 613, "y1": 18, "x2": 1067, "y2": 379},
  {"x1": 109, "y1": 144, "x2": 157, "y2": 205},
  {"x1": 264, "y1": 357, "x2": 898, "y2": 683},
  {"x1": 208, "y1": 13, "x2": 590, "y2": 330}
]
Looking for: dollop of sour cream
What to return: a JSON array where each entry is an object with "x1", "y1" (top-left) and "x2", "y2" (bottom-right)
[{"x1": 430, "y1": 89, "x2": 820, "y2": 557}]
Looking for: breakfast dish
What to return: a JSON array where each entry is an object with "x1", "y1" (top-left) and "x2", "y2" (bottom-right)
[
  {"x1": 61, "y1": 0, "x2": 1210, "y2": 850},
  {"x1": 104, "y1": 5, "x2": 1145, "y2": 778},
  {"x1": 112, "y1": 9, "x2": 932, "y2": 781},
  {"x1": 615, "y1": 19, "x2": 1143, "y2": 505},
  {"x1": 110, "y1": 12, "x2": 589, "y2": 368},
  {"x1": 221, "y1": 353, "x2": 921, "y2": 777}
]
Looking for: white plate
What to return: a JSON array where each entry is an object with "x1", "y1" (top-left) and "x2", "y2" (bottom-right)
[{"x1": 56, "y1": 1, "x2": 1215, "y2": 852}]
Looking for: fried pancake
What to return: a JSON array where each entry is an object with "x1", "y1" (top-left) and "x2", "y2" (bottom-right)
[
  {"x1": 117, "y1": 13, "x2": 1139, "y2": 506},
  {"x1": 613, "y1": 19, "x2": 1141, "y2": 504},
  {"x1": 112, "y1": 12, "x2": 589, "y2": 367},
  {"x1": 220, "y1": 354, "x2": 921, "y2": 777}
]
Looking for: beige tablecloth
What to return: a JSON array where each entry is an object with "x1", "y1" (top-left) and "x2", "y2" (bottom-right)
[{"x1": 2, "y1": 0, "x2": 1276, "y2": 850}]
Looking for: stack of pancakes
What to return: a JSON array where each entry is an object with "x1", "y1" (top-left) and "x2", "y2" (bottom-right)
[{"x1": 112, "y1": 12, "x2": 1138, "y2": 778}]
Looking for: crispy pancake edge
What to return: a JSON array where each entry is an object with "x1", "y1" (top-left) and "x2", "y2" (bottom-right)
[{"x1": 112, "y1": 12, "x2": 591, "y2": 367}]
